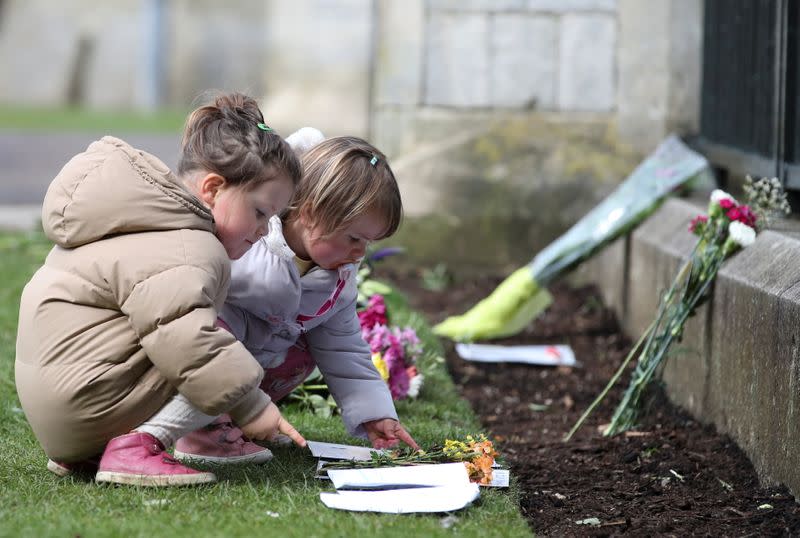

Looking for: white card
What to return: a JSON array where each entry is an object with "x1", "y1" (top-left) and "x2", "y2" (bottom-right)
[
  {"x1": 484, "y1": 469, "x2": 510, "y2": 488},
  {"x1": 317, "y1": 460, "x2": 510, "y2": 488},
  {"x1": 320, "y1": 484, "x2": 480, "y2": 514},
  {"x1": 455, "y1": 343, "x2": 577, "y2": 367},
  {"x1": 327, "y1": 462, "x2": 470, "y2": 490},
  {"x1": 307, "y1": 440, "x2": 383, "y2": 461}
]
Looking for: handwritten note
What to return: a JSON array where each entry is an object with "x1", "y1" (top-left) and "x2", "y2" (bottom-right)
[{"x1": 456, "y1": 343, "x2": 577, "y2": 367}]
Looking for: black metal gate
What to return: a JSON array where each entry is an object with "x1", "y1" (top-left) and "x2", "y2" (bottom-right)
[{"x1": 699, "y1": 0, "x2": 800, "y2": 194}]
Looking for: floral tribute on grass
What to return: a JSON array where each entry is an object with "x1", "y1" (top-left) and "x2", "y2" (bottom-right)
[
  {"x1": 321, "y1": 434, "x2": 500, "y2": 485},
  {"x1": 289, "y1": 247, "x2": 425, "y2": 414},
  {"x1": 358, "y1": 294, "x2": 424, "y2": 400},
  {"x1": 566, "y1": 177, "x2": 791, "y2": 440}
]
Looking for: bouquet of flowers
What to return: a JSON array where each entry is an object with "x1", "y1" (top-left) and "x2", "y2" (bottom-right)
[
  {"x1": 434, "y1": 135, "x2": 710, "y2": 341},
  {"x1": 358, "y1": 294, "x2": 424, "y2": 399},
  {"x1": 321, "y1": 434, "x2": 499, "y2": 485},
  {"x1": 566, "y1": 176, "x2": 791, "y2": 440}
]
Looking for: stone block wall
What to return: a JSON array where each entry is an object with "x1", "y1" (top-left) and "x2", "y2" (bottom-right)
[
  {"x1": 584, "y1": 198, "x2": 800, "y2": 497},
  {"x1": 0, "y1": 0, "x2": 704, "y2": 270},
  {"x1": 373, "y1": 0, "x2": 619, "y2": 159}
]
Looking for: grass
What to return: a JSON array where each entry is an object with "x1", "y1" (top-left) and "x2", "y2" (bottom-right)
[
  {"x1": 0, "y1": 104, "x2": 187, "y2": 133},
  {"x1": 0, "y1": 231, "x2": 532, "y2": 538}
]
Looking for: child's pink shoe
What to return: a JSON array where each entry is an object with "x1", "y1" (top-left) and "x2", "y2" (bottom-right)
[
  {"x1": 95, "y1": 432, "x2": 216, "y2": 487},
  {"x1": 173, "y1": 415, "x2": 273, "y2": 465},
  {"x1": 46, "y1": 456, "x2": 100, "y2": 477}
]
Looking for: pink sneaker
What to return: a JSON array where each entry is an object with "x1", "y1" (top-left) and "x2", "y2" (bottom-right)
[
  {"x1": 95, "y1": 432, "x2": 216, "y2": 487},
  {"x1": 173, "y1": 415, "x2": 273, "y2": 465},
  {"x1": 46, "y1": 456, "x2": 100, "y2": 477}
]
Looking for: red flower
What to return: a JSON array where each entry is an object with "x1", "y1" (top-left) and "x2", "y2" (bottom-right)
[
  {"x1": 358, "y1": 294, "x2": 388, "y2": 330},
  {"x1": 719, "y1": 198, "x2": 735, "y2": 210},
  {"x1": 737, "y1": 205, "x2": 758, "y2": 227},
  {"x1": 688, "y1": 215, "x2": 708, "y2": 234},
  {"x1": 726, "y1": 207, "x2": 741, "y2": 222}
]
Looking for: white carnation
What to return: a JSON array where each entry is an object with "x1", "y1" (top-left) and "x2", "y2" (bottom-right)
[
  {"x1": 710, "y1": 189, "x2": 735, "y2": 204},
  {"x1": 285, "y1": 127, "x2": 325, "y2": 154},
  {"x1": 728, "y1": 220, "x2": 756, "y2": 248},
  {"x1": 406, "y1": 373, "x2": 424, "y2": 398}
]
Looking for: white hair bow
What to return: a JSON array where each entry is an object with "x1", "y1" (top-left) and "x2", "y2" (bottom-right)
[{"x1": 285, "y1": 127, "x2": 325, "y2": 154}]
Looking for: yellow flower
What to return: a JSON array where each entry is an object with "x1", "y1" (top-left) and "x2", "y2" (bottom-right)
[
  {"x1": 371, "y1": 352, "x2": 389, "y2": 381},
  {"x1": 443, "y1": 439, "x2": 468, "y2": 458}
]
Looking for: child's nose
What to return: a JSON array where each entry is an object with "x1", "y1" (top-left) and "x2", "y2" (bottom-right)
[{"x1": 256, "y1": 221, "x2": 268, "y2": 237}]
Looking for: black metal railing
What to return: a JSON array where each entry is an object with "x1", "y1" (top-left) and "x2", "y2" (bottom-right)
[{"x1": 699, "y1": 0, "x2": 800, "y2": 199}]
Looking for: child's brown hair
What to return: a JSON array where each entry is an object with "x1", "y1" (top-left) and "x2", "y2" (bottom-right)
[
  {"x1": 287, "y1": 136, "x2": 402, "y2": 238},
  {"x1": 178, "y1": 92, "x2": 302, "y2": 189}
]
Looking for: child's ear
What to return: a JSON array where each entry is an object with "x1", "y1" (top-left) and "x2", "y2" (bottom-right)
[
  {"x1": 197, "y1": 173, "x2": 227, "y2": 207},
  {"x1": 297, "y1": 204, "x2": 315, "y2": 229}
]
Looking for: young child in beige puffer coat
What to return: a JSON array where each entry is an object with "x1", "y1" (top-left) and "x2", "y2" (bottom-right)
[{"x1": 14, "y1": 92, "x2": 305, "y2": 487}]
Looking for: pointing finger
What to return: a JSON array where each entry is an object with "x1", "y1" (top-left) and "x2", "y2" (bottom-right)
[
  {"x1": 279, "y1": 418, "x2": 306, "y2": 448},
  {"x1": 395, "y1": 425, "x2": 420, "y2": 451}
]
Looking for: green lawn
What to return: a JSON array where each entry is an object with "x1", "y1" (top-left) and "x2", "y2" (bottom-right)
[
  {"x1": 0, "y1": 232, "x2": 532, "y2": 538},
  {"x1": 0, "y1": 105, "x2": 186, "y2": 132}
]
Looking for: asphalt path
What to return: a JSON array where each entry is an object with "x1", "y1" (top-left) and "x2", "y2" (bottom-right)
[{"x1": 0, "y1": 131, "x2": 180, "y2": 205}]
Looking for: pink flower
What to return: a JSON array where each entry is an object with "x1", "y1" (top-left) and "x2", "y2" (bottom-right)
[
  {"x1": 357, "y1": 294, "x2": 388, "y2": 330},
  {"x1": 358, "y1": 296, "x2": 423, "y2": 400},
  {"x1": 726, "y1": 207, "x2": 741, "y2": 222},
  {"x1": 386, "y1": 355, "x2": 410, "y2": 399},
  {"x1": 365, "y1": 324, "x2": 391, "y2": 353},
  {"x1": 719, "y1": 198, "x2": 735, "y2": 210}
]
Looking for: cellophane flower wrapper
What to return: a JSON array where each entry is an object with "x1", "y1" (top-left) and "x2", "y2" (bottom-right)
[{"x1": 434, "y1": 135, "x2": 711, "y2": 342}]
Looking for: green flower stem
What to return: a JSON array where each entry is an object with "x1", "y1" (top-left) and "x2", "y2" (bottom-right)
[
  {"x1": 563, "y1": 316, "x2": 657, "y2": 442},
  {"x1": 604, "y1": 249, "x2": 726, "y2": 436},
  {"x1": 564, "y1": 250, "x2": 702, "y2": 441},
  {"x1": 319, "y1": 445, "x2": 485, "y2": 471}
]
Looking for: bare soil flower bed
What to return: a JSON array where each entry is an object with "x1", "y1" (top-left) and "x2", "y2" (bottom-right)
[{"x1": 384, "y1": 268, "x2": 800, "y2": 536}]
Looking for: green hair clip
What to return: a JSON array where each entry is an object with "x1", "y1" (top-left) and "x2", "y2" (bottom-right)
[
  {"x1": 370, "y1": 155, "x2": 378, "y2": 166},
  {"x1": 257, "y1": 122, "x2": 274, "y2": 132}
]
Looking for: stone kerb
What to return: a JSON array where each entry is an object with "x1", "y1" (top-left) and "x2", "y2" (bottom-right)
[
  {"x1": 708, "y1": 230, "x2": 800, "y2": 494},
  {"x1": 627, "y1": 199, "x2": 712, "y2": 419},
  {"x1": 586, "y1": 197, "x2": 800, "y2": 496}
]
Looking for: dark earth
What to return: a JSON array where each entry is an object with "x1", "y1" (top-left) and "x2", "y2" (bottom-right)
[{"x1": 381, "y1": 267, "x2": 800, "y2": 537}]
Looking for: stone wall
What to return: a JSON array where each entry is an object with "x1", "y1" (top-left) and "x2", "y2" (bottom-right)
[
  {"x1": 370, "y1": 0, "x2": 702, "y2": 268},
  {"x1": 373, "y1": 0, "x2": 620, "y2": 159},
  {"x1": 0, "y1": 0, "x2": 705, "y2": 268},
  {"x1": 582, "y1": 198, "x2": 800, "y2": 497}
]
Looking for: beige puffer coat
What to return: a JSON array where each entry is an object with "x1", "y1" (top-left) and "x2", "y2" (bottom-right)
[{"x1": 15, "y1": 136, "x2": 269, "y2": 462}]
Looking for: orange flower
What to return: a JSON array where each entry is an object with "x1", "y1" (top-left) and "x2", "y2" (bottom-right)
[
  {"x1": 463, "y1": 456, "x2": 495, "y2": 485},
  {"x1": 461, "y1": 435, "x2": 498, "y2": 485}
]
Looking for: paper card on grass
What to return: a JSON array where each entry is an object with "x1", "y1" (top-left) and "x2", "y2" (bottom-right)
[
  {"x1": 320, "y1": 484, "x2": 480, "y2": 514},
  {"x1": 307, "y1": 440, "x2": 382, "y2": 461},
  {"x1": 455, "y1": 343, "x2": 577, "y2": 367},
  {"x1": 326, "y1": 462, "x2": 470, "y2": 490},
  {"x1": 485, "y1": 469, "x2": 510, "y2": 488}
]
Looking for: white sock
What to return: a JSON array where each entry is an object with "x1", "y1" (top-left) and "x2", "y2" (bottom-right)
[{"x1": 137, "y1": 393, "x2": 216, "y2": 448}]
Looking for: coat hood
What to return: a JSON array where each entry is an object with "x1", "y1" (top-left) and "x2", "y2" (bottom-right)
[{"x1": 42, "y1": 136, "x2": 214, "y2": 248}]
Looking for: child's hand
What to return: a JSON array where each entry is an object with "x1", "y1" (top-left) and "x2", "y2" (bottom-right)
[
  {"x1": 241, "y1": 402, "x2": 307, "y2": 447},
  {"x1": 363, "y1": 418, "x2": 419, "y2": 450}
]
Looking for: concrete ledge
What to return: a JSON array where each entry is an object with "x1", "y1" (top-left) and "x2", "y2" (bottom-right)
[
  {"x1": 585, "y1": 197, "x2": 800, "y2": 496},
  {"x1": 0, "y1": 205, "x2": 42, "y2": 231}
]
